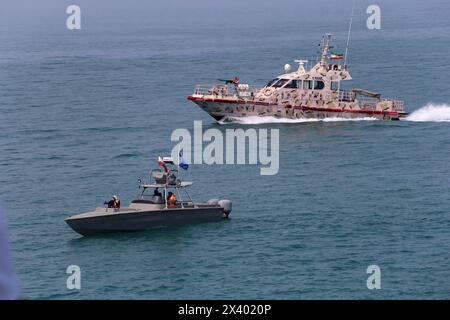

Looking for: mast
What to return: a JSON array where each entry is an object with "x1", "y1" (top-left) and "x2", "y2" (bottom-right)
[{"x1": 320, "y1": 33, "x2": 333, "y2": 66}]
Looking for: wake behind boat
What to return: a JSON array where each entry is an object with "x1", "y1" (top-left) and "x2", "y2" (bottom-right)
[
  {"x1": 65, "y1": 156, "x2": 232, "y2": 236},
  {"x1": 187, "y1": 33, "x2": 407, "y2": 122}
]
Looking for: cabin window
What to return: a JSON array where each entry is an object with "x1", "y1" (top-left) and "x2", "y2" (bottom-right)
[
  {"x1": 314, "y1": 80, "x2": 325, "y2": 90},
  {"x1": 303, "y1": 80, "x2": 312, "y2": 90},
  {"x1": 331, "y1": 81, "x2": 339, "y2": 91},
  {"x1": 283, "y1": 80, "x2": 299, "y2": 89},
  {"x1": 266, "y1": 78, "x2": 280, "y2": 87},
  {"x1": 272, "y1": 79, "x2": 289, "y2": 88}
]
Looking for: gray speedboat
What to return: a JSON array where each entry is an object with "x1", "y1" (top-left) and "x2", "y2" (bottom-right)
[{"x1": 65, "y1": 166, "x2": 232, "y2": 236}]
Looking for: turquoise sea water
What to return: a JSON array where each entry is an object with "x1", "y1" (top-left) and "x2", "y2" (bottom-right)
[{"x1": 1, "y1": 0, "x2": 450, "y2": 299}]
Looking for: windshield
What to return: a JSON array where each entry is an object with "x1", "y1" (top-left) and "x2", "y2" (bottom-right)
[
  {"x1": 265, "y1": 78, "x2": 280, "y2": 87},
  {"x1": 272, "y1": 79, "x2": 289, "y2": 88},
  {"x1": 284, "y1": 80, "x2": 299, "y2": 89}
]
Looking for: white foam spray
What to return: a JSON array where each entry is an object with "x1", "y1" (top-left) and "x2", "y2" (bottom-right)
[{"x1": 405, "y1": 103, "x2": 450, "y2": 122}]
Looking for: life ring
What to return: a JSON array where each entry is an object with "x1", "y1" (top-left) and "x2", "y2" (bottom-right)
[{"x1": 263, "y1": 88, "x2": 274, "y2": 96}]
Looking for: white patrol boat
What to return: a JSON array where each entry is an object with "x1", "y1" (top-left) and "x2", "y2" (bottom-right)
[{"x1": 187, "y1": 33, "x2": 406, "y2": 121}]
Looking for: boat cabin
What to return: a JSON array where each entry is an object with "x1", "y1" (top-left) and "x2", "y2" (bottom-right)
[{"x1": 131, "y1": 169, "x2": 195, "y2": 209}]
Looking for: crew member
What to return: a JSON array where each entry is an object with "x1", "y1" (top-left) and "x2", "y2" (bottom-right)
[
  {"x1": 167, "y1": 192, "x2": 176, "y2": 207},
  {"x1": 153, "y1": 188, "x2": 162, "y2": 197},
  {"x1": 113, "y1": 196, "x2": 121, "y2": 209},
  {"x1": 105, "y1": 195, "x2": 120, "y2": 209}
]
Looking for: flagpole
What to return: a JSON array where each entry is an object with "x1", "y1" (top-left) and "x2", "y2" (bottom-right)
[
  {"x1": 178, "y1": 145, "x2": 181, "y2": 182},
  {"x1": 344, "y1": 0, "x2": 356, "y2": 67}
]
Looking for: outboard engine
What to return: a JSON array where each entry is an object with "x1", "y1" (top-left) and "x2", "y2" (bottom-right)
[{"x1": 218, "y1": 199, "x2": 232, "y2": 218}]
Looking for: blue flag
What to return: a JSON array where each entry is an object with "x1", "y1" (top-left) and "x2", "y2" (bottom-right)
[{"x1": 179, "y1": 150, "x2": 189, "y2": 170}]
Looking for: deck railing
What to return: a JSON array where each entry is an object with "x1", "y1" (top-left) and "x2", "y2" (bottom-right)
[
  {"x1": 338, "y1": 90, "x2": 355, "y2": 102},
  {"x1": 358, "y1": 98, "x2": 378, "y2": 109},
  {"x1": 393, "y1": 100, "x2": 405, "y2": 111},
  {"x1": 193, "y1": 84, "x2": 258, "y2": 99},
  {"x1": 193, "y1": 84, "x2": 226, "y2": 96}
]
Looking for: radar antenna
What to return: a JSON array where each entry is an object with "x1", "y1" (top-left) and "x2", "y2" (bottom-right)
[
  {"x1": 344, "y1": 0, "x2": 356, "y2": 67},
  {"x1": 294, "y1": 59, "x2": 309, "y2": 73}
]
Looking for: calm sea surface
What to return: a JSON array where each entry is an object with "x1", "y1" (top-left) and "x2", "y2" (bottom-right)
[{"x1": 1, "y1": 0, "x2": 450, "y2": 299}]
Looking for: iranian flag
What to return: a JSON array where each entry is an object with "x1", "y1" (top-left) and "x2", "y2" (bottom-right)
[
  {"x1": 329, "y1": 52, "x2": 344, "y2": 60},
  {"x1": 157, "y1": 156, "x2": 169, "y2": 173}
]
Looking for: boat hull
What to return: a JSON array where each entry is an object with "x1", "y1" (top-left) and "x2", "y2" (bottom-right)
[
  {"x1": 65, "y1": 207, "x2": 226, "y2": 236},
  {"x1": 188, "y1": 97, "x2": 404, "y2": 121}
]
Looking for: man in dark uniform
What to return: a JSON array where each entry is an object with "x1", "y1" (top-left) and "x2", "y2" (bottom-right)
[{"x1": 105, "y1": 195, "x2": 120, "y2": 209}]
